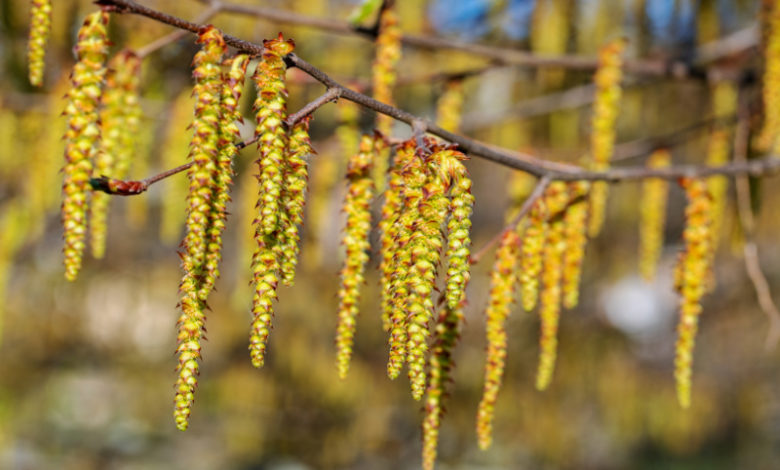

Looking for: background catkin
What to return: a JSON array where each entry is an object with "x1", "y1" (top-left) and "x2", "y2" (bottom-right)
[
  {"x1": 674, "y1": 178, "x2": 714, "y2": 409},
  {"x1": 587, "y1": 38, "x2": 626, "y2": 237},
  {"x1": 61, "y1": 10, "x2": 110, "y2": 281},
  {"x1": 561, "y1": 181, "x2": 590, "y2": 309},
  {"x1": 638, "y1": 149, "x2": 671, "y2": 281},
  {"x1": 27, "y1": 0, "x2": 51, "y2": 87},
  {"x1": 476, "y1": 229, "x2": 521, "y2": 450},
  {"x1": 335, "y1": 133, "x2": 375, "y2": 379},
  {"x1": 174, "y1": 25, "x2": 226, "y2": 432},
  {"x1": 371, "y1": 6, "x2": 401, "y2": 191}
]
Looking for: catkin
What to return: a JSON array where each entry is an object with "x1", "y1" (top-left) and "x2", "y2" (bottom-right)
[
  {"x1": 674, "y1": 178, "x2": 713, "y2": 409},
  {"x1": 174, "y1": 25, "x2": 226, "y2": 431},
  {"x1": 422, "y1": 304, "x2": 464, "y2": 470},
  {"x1": 61, "y1": 10, "x2": 110, "y2": 281},
  {"x1": 279, "y1": 116, "x2": 314, "y2": 286},
  {"x1": 249, "y1": 34, "x2": 295, "y2": 369},
  {"x1": 436, "y1": 79, "x2": 464, "y2": 133},
  {"x1": 198, "y1": 53, "x2": 250, "y2": 302},
  {"x1": 442, "y1": 151, "x2": 474, "y2": 311},
  {"x1": 519, "y1": 199, "x2": 548, "y2": 311},
  {"x1": 90, "y1": 51, "x2": 142, "y2": 259},
  {"x1": 476, "y1": 229, "x2": 521, "y2": 450},
  {"x1": 371, "y1": 6, "x2": 401, "y2": 191},
  {"x1": 638, "y1": 149, "x2": 671, "y2": 281},
  {"x1": 561, "y1": 181, "x2": 590, "y2": 309},
  {"x1": 383, "y1": 141, "x2": 415, "y2": 379},
  {"x1": 588, "y1": 38, "x2": 626, "y2": 237},
  {"x1": 757, "y1": 1, "x2": 780, "y2": 153},
  {"x1": 536, "y1": 215, "x2": 566, "y2": 391},
  {"x1": 28, "y1": 0, "x2": 52, "y2": 87},
  {"x1": 336, "y1": 134, "x2": 375, "y2": 379},
  {"x1": 707, "y1": 81, "x2": 737, "y2": 257}
]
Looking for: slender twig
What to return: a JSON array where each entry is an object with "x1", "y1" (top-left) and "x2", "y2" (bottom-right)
[
  {"x1": 136, "y1": 3, "x2": 221, "y2": 58},
  {"x1": 96, "y1": 0, "x2": 780, "y2": 182},
  {"x1": 732, "y1": 99, "x2": 780, "y2": 351},
  {"x1": 469, "y1": 176, "x2": 551, "y2": 265},
  {"x1": 285, "y1": 87, "x2": 341, "y2": 126}
]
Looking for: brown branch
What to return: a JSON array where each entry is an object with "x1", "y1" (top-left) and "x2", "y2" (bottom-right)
[
  {"x1": 732, "y1": 101, "x2": 780, "y2": 351},
  {"x1": 469, "y1": 176, "x2": 551, "y2": 265},
  {"x1": 96, "y1": 0, "x2": 780, "y2": 183}
]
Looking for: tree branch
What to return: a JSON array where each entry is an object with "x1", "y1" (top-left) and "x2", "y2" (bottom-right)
[{"x1": 95, "y1": 0, "x2": 780, "y2": 183}]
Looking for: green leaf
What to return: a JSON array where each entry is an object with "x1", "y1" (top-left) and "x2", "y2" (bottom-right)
[{"x1": 348, "y1": 0, "x2": 383, "y2": 25}]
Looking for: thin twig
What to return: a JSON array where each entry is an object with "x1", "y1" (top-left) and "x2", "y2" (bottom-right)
[
  {"x1": 96, "y1": 0, "x2": 780, "y2": 182},
  {"x1": 469, "y1": 176, "x2": 551, "y2": 265},
  {"x1": 732, "y1": 99, "x2": 780, "y2": 351},
  {"x1": 285, "y1": 87, "x2": 341, "y2": 126}
]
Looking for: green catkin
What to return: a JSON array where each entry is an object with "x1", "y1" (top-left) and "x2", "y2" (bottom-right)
[
  {"x1": 561, "y1": 181, "x2": 590, "y2": 309},
  {"x1": 519, "y1": 199, "x2": 548, "y2": 311},
  {"x1": 476, "y1": 229, "x2": 521, "y2": 451},
  {"x1": 422, "y1": 303, "x2": 465, "y2": 470},
  {"x1": 160, "y1": 91, "x2": 197, "y2": 244},
  {"x1": 174, "y1": 25, "x2": 226, "y2": 432},
  {"x1": 405, "y1": 147, "x2": 453, "y2": 401},
  {"x1": 587, "y1": 38, "x2": 626, "y2": 237},
  {"x1": 198, "y1": 53, "x2": 250, "y2": 303},
  {"x1": 249, "y1": 34, "x2": 295, "y2": 369},
  {"x1": 61, "y1": 10, "x2": 110, "y2": 281},
  {"x1": 638, "y1": 149, "x2": 671, "y2": 281},
  {"x1": 335, "y1": 134, "x2": 375, "y2": 379},
  {"x1": 28, "y1": 0, "x2": 52, "y2": 87},
  {"x1": 674, "y1": 179, "x2": 714, "y2": 409},
  {"x1": 383, "y1": 141, "x2": 415, "y2": 379},
  {"x1": 443, "y1": 151, "x2": 474, "y2": 311},
  {"x1": 279, "y1": 116, "x2": 314, "y2": 286},
  {"x1": 90, "y1": 50, "x2": 142, "y2": 259},
  {"x1": 371, "y1": 6, "x2": 401, "y2": 192}
]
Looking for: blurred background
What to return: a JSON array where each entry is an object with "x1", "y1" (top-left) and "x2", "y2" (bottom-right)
[{"x1": 1, "y1": 0, "x2": 780, "y2": 468}]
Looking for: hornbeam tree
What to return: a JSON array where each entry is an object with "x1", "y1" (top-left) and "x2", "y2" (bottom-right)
[{"x1": 3, "y1": 0, "x2": 780, "y2": 468}]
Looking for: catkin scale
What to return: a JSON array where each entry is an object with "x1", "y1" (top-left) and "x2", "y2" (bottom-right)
[
  {"x1": 335, "y1": 134, "x2": 375, "y2": 378},
  {"x1": 61, "y1": 10, "x2": 110, "y2": 281}
]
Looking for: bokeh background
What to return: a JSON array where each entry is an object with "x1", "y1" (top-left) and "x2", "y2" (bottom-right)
[{"x1": 1, "y1": 0, "x2": 780, "y2": 468}]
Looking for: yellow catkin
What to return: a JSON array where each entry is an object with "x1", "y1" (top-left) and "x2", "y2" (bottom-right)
[
  {"x1": 198, "y1": 53, "x2": 250, "y2": 302},
  {"x1": 587, "y1": 38, "x2": 626, "y2": 237},
  {"x1": 160, "y1": 90, "x2": 197, "y2": 244},
  {"x1": 174, "y1": 25, "x2": 226, "y2": 432},
  {"x1": 27, "y1": 0, "x2": 52, "y2": 86},
  {"x1": 442, "y1": 151, "x2": 474, "y2": 311},
  {"x1": 422, "y1": 303, "x2": 465, "y2": 470},
  {"x1": 476, "y1": 229, "x2": 521, "y2": 451},
  {"x1": 638, "y1": 149, "x2": 671, "y2": 281},
  {"x1": 561, "y1": 181, "x2": 591, "y2": 309},
  {"x1": 335, "y1": 134, "x2": 375, "y2": 379},
  {"x1": 371, "y1": 6, "x2": 401, "y2": 191},
  {"x1": 674, "y1": 178, "x2": 713, "y2": 409},
  {"x1": 249, "y1": 34, "x2": 295, "y2": 369},
  {"x1": 706, "y1": 81, "x2": 737, "y2": 256},
  {"x1": 279, "y1": 116, "x2": 314, "y2": 286},
  {"x1": 757, "y1": 1, "x2": 780, "y2": 152},
  {"x1": 61, "y1": 10, "x2": 110, "y2": 281},
  {"x1": 436, "y1": 79, "x2": 464, "y2": 133},
  {"x1": 383, "y1": 141, "x2": 415, "y2": 379},
  {"x1": 90, "y1": 50, "x2": 142, "y2": 259},
  {"x1": 519, "y1": 199, "x2": 547, "y2": 312}
]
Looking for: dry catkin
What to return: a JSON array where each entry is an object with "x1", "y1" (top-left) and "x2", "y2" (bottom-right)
[
  {"x1": 27, "y1": 0, "x2": 52, "y2": 87},
  {"x1": 174, "y1": 25, "x2": 226, "y2": 431},
  {"x1": 638, "y1": 149, "x2": 671, "y2": 281},
  {"x1": 90, "y1": 51, "x2": 142, "y2": 259},
  {"x1": 61, "y1": 10, "x2": 110, "y2": 281},
  {"x1": 674, "y1": 178, "x2": 713, "y2": 409},
  {"x1": 587, "y1": 38, "x2": 626, "y2": 237},
  {"x1": 335, "y1": 134, "x2": 375, "y2": 379},
  {"x1": 476, "y1": 229, "x2": 521, "y2": 450}
]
